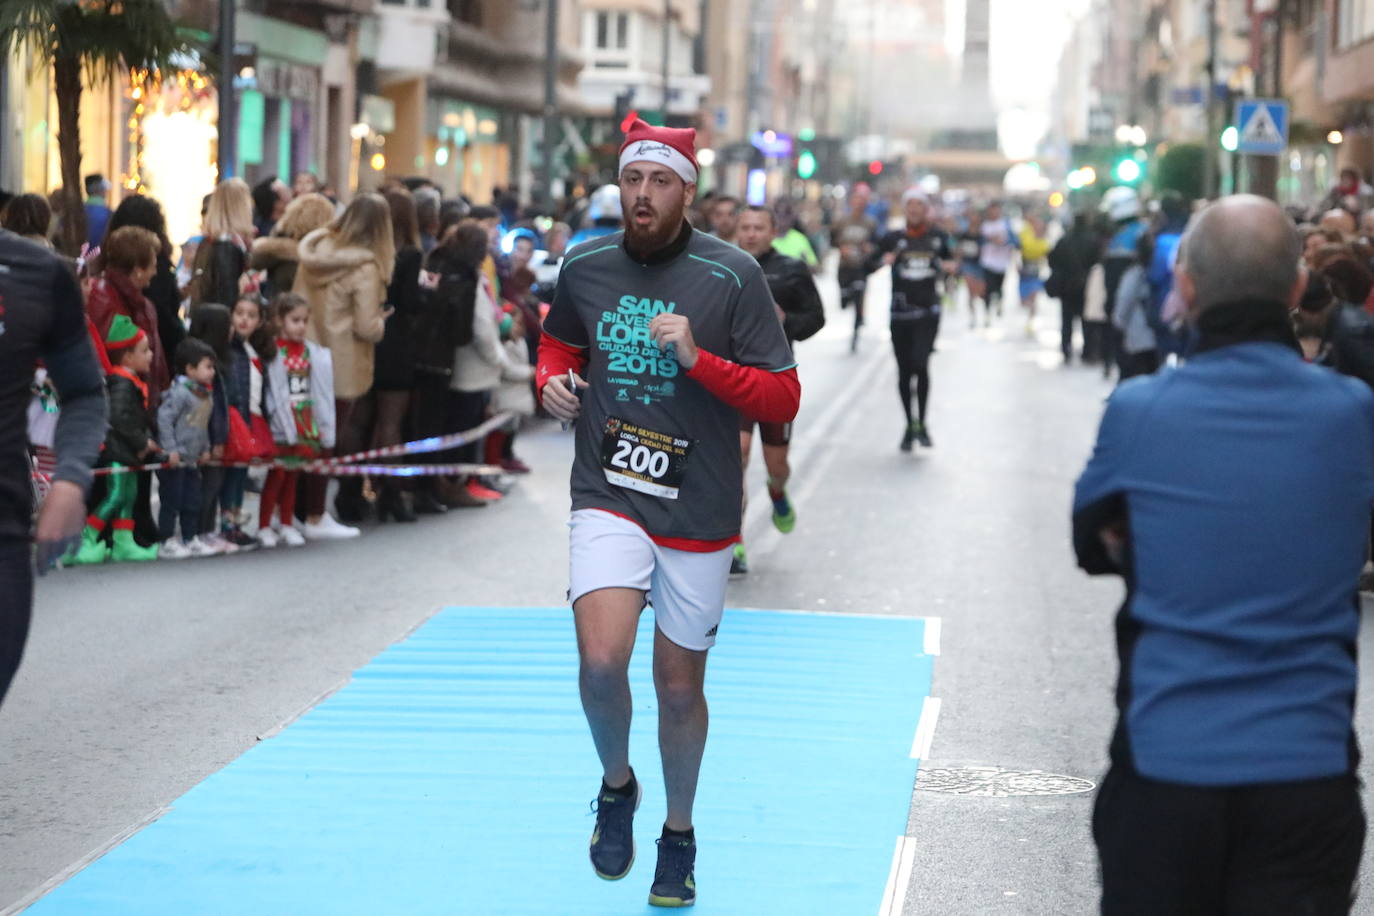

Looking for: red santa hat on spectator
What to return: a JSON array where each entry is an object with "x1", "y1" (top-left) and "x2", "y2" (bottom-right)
[{"x1": 619, "y1": 119, "x2": 699, "y2": 186}]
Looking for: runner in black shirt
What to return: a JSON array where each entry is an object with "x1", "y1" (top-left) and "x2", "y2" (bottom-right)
[
  {"x1": 0, "y1": 232, "x2": 107, "y2": 707},
  {"x1": 731, "y1": 204, "x2": 826, "y2": 574},
  {"x1": 955, "y1": 210, "x2": 987, "y2": 327},
  {"x1": 831, "y1": 184, "x2": 882, "y2": 352},
  {"x1": 879, "y1": 189, "x2": 957, "y2": 451}
]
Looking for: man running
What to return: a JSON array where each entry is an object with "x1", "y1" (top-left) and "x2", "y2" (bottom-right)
[
  {"x1": 537, "y1": 119, "x2": 801, "y2": 908},
  {"x1": 979, "y1": 201, "x2": 1017, "y2": 320},
  {"x1": 831, "y1": 184, "x2": 881, "y2": 351},
  {"x1": 1, "y1": 232, "x2": 107, "y2": 708},
  {"x1": 880, "y1": 189, "x2": 956, "y2": 451},
  {"x1": 730, "y1": 204, "x2": 826, "y2": 575},
  {"x1": 956, "y1": 208, "x2": 986, "y2": 327}
]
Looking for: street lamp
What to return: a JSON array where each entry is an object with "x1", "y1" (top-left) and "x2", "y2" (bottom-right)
[
  {"x1": 1328, "y1": 130, "x2": 1345, "y2": 145},
  {"x1": 1115, "y1": 124, "x2": 1147, "y2": 147}
]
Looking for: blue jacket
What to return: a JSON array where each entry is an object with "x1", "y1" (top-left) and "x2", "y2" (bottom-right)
[
  {"x1": 85, "y1": 201, "x2": 111, "y2": 251},
  {"x1": 1148, "y1": 228, "x2": 1185, "y2": 355},
  {"x1": 1074, "y1": 337, "x2": 1374, "y2": 786}
]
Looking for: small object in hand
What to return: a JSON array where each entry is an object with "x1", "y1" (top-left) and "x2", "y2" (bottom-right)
[{"x1": 561, "y1": 369, "x2": 583, "y2": 431}]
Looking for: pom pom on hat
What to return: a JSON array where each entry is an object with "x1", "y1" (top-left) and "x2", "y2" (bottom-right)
[
  {"x1": 619, "y1": 118, "x2": 699, "y2": 185},
  {"x1": 104, "y1": 313, "x2": 146, "y2": 355}
]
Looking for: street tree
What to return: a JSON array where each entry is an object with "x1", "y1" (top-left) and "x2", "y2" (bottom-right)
[
  {"x1": 0, "y1": 0, "x2": 188, "y2": 255},
  {"x1": 1156, "y1": 144, "x2": 1207, "y2": 203}
]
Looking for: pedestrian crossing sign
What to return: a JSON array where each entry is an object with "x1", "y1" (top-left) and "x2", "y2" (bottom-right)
[{"x1": 1235, "y1": 99, "x2": 1289, "y2": 155}]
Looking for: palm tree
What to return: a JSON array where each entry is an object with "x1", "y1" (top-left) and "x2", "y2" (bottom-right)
[{"x1": 0, "y1": 0, "x2": 188, "y2": 254}]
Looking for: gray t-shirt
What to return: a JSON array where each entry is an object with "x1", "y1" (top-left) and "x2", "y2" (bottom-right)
[{"x1": 544, "y1": 226, "x2": 795, "y2": 542}]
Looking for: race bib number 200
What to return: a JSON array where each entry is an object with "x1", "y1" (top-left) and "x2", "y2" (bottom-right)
[{"x1": 600, "y1": 417, "x2": 693, "y2": 500}]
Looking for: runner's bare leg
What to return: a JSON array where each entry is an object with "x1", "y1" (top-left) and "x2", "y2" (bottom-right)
[
  {"x1": 575, "y1": 587, "x2": 644, "y2": 788},
  {"x1": 654, "y1": 625, "x2": 710, "y2": 831}
]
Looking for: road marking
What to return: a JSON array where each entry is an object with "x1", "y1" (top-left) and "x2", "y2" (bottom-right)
[
  {"x1": 910, "y1": 696, "x2": 942, "y2": 760},
  {"x1": 922, "y1": 616, "x2": 942, "y2": 656},
  {"x1": 730, "y1": 607, "x2": 941, "y2": 624},
  {"x1": 879, "y1": 835, "x2": 918, "y2": 916}
]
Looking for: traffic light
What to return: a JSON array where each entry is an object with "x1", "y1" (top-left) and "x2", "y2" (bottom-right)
[
  {"x1": 1113, "y1": 157, "x2": 1142, "y2": 184},
  {"x1": 1112, "y1": 148, "x2": 1147, "y2": 185},
  {"x1": 868, "y1": 160, "x2": 883, "y2": 176},
  {"x1": 797, "y1": 150, "x2": 817, "y2": 180}
]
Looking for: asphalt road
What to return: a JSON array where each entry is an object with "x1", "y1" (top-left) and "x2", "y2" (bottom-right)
[{"x1": 5, "y1": 264, "x2": 1374, "y2": 914}]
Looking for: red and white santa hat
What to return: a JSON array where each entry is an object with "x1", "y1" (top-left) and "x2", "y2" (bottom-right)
[{"x1": 619, "y1": 119, "x2": 699, "y2": 185}]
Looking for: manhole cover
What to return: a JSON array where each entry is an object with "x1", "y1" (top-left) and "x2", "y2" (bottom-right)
[{"x1": 916, "y1": 766, "x2": 1096, "y2": 797}]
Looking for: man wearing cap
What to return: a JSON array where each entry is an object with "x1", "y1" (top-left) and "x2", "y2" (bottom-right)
[
  {"x1": 538, "y1": 118, "x2": 801, "y2": 908},
  {"x1": 879, "y1": 188, "x2": 957, "y2": 451},
  {"x1": 84, "y1": 174, "x2": 113, "y2": 251}
]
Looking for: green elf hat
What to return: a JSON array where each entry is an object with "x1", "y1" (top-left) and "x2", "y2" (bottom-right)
[{"x1": 104, "y1": 313, "x2": 146, "y2": 357}]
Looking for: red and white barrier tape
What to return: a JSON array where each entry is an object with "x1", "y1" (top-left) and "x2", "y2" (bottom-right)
[{"x1": 33, "y1": 412, "x2": 513, "y2": 481}]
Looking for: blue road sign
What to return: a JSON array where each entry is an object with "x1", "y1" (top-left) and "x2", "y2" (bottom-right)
[{"x1": 1235, "y1": 99, "x2": 1289, "y2": 156}]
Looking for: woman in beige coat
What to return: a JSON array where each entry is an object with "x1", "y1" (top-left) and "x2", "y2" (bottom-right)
[{"x1": 292, "y1": 192, "x2": 395, "y2": 533}]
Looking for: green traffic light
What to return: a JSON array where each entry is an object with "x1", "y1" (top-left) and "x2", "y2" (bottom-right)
[
  {"x1": 799, "y1": 128, "x2": 816, "y2": 142},
  {"x1": 1114, "y1": 158, "x2": 1142, "y2": 184},
  {"x1": 797, "y1": 150, "x2": 817, "y2": 180}
]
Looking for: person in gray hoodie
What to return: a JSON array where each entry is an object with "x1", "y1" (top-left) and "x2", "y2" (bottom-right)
[
  {"x1": 155, "y1": 338, "x2": 219, "y2": 558},
  {"x1": 1111, "y1": 233, "x2": 1161, "y2": 380}
]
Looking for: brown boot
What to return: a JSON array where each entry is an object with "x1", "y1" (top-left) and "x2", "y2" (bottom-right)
[{"x1": 438, "y1": 476, "x2": 488, "y2": 509}]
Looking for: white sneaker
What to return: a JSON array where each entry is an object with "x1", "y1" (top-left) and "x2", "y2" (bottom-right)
[
  {"x1": 257, "y1": 527, "x2": 280, "y2": 549},
  {"x1": 280, "y1": 525, "x2": 306, "y2": 548},
  {"x1": 199, "y1": 532, "x2": 238, "y2": 555},
  {"x1": 303, "y1": 514, "x2": 360, "y2": 540},
  {"x1": 158, "y1": 539, "x2": 191, "y2": 560},
  {"x1": 185, "y1": 536, "x2": 219, "y2": 558}
]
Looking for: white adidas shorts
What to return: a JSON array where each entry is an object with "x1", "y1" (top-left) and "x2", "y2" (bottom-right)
[{"x1": 568, "y1": 509, "x2": 734, "y2": 651}]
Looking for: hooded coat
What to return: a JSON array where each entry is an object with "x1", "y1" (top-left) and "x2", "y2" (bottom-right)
[{"x1": 292, "y1": 228, "x2": 388, "y2": 399}]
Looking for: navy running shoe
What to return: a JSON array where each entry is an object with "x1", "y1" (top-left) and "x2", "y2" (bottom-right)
[
  {"x1": 648, "y1": 831, "x2": 697, "y2": 907},
  {"x1": 589, "y1": 771, "x2": 640, "y2": 880}
]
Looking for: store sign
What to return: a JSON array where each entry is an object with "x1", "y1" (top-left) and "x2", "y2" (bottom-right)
[
  {"x1": 750, "y1": 130, "x2": 793, "y2": 158},
  {"x1": 257, "y1": 59, "x2": 319, "y2": 102}
]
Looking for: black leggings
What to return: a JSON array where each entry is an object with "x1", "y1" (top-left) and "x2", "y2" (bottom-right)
[
  {"x1": 445, "y1": 389, "x2": 490, "y2": 465},
  {"x1": 0, "y1": 541, "x2": 34, "y2": 709},
  {"x1": 892, "y1": 319, "x2": 938, "y2": 426}
]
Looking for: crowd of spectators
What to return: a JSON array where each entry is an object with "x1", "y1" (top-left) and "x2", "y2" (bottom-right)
[{"x1": 9, "y1": 172, "x2": 565, "y2": 564}]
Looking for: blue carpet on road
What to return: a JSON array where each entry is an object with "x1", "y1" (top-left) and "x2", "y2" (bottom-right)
[{"x1": 29, "y1": 607, "x2": 933, "y2": 915}]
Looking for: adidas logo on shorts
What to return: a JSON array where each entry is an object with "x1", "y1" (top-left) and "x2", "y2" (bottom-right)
[{"x1": 705, "y1": 624, "x2": 718, "y2": 638}]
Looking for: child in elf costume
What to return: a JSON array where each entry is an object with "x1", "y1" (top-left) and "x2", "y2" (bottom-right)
[
  {"x1": 69, "y1": 314, "x2": 163, "y2": 564},
  {"x1": 258, "y1": 293, "x2": 335, "y2": 548}
]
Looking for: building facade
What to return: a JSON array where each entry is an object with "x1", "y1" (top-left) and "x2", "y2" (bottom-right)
[{"x1": 374, "y1": 0, "x2": 588, "y2": 202}]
